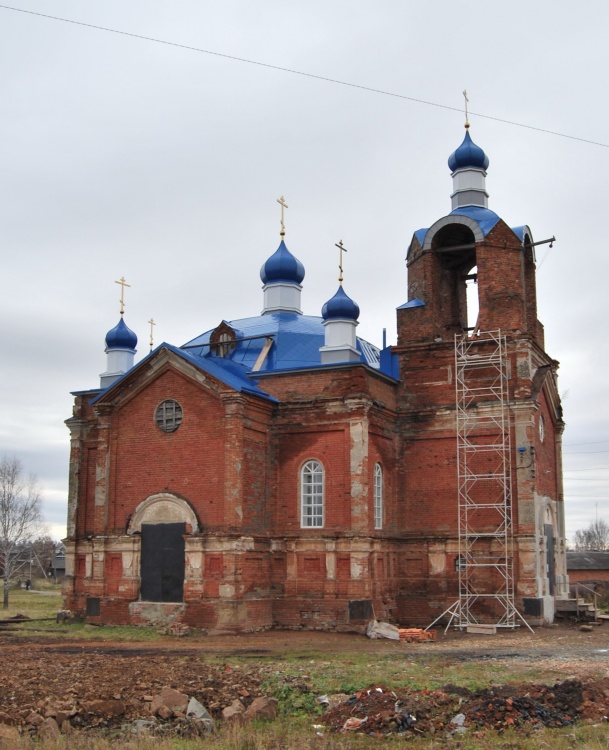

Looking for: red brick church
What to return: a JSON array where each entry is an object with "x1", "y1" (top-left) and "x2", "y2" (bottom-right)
[{"x1": 63, "y1": 127, "x2": 569, "y2": 631}]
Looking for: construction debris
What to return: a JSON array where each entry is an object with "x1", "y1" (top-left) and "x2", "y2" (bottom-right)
[
  {"x1": 321, "y1": 679, "x2": 609, "y2": 736},
  {"x1": 466, "y1": 624, "x2": 498, "y2": 635},
  {"x1": 365, "y1": 620, "x2": 399, "y2": 640},
  {"x1": 398, "y1": 628, "x2": 437, "y2": 642},
  {"x1": 366, "y1": 621, "x2": 438, "y2": 642},
  {"x1": 2, "y1": 629, "x2": 609, "y2": 740}
]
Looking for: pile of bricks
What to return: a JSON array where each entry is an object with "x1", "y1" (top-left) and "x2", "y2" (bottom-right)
[{"x1": 398, "y1": 628, "x2": 436, "y2": 642}]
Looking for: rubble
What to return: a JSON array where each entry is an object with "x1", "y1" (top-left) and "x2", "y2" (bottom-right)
[
  {"x1": 186, "y1": 696, "x2": 215, "y2": 732},
  {"x1": 321, "y1": 678, "x2": 609, "y2": 736},
  {"x1": 1, "y1": 629, "x2": 609, "y2": 740},
  {"x1": 365, "y1": 621, "x2": 437, "y2": 642},
  {"x1": 243, "y1": 696, "x2": 278, "y2": 721},
  {"x1": 38, "y1": 717, "x2": 60, "y2": 741},
  {"x1": 222, "y1": 699, "x2": 246, "y2": 722},
  {"x1": 55, "y1": 610, "x2": 73, "y2": 624},
  {"x1": 0, "y1": 646, "x2": 274, "y2": 738},
  {"x1": 125, "y1": 718, "x2": 157, "y2": 735},
  {"x1": 366, "y1": 620, "x2": 399, "y2": 640},
  {"x1": 322, "y1": 685, "x2": 459, "y2": 736},
  {"x1": 0, "y1": 724, "x2": 20, "y2": 743},
  {"x1": 398, "y1": 628, "x2": 437, "y2": 642}
]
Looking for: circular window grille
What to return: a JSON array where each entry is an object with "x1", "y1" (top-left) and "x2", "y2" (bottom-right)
[{"x1": 155, "y1": 400, "x2": 183, "y2": 433}]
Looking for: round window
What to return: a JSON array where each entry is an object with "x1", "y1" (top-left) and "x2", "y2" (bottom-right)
[{"x1": 155, "y1": 400, "x2": 183, "y2": 433}]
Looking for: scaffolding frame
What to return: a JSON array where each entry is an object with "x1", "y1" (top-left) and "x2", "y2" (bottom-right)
[{"x1": 428, "y1": 330, "x2": 531, "y2": 632}]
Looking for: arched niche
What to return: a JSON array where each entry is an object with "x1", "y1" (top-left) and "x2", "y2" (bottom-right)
[{"x1": 128, "y1": 493, "x2": 199, "y2": 535}]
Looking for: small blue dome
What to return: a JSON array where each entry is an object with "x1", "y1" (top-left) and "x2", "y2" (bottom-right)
[
  {"x1": 260, "y1": 241, "x2": 305, "y2": 285},
  {"x1": 105, "y1": 317, "x2": 138, "y2": 350},
  {"x1": 322, "y1": 286, "x2": 360, "y2": 321},
  {"x1": 448, "y1": 130, "x2": 489, "y2": 172}
]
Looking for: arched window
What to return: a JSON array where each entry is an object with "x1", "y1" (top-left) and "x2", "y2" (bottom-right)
[
  {"x1": 301, "y1": 460, "x2": 324, "y2": 528},
  {"x1": 374, "y1": 463, "x2": 383, "y2": 529}
]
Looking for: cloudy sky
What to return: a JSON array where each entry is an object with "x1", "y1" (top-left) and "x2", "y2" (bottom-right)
[{"x1": 1, "y1": 1, "x2": 607, "y2": 542}]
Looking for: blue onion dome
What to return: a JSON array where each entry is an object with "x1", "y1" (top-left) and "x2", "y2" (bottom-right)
[
  {"x1": 321, "y1": 286, "x2": 360, "y2": 321},
  {"x1": 448, "y1": 130, "x2": 489, "y2": 172},
  {"x1": 260, "y1": 240, "x2": 305, "y2": 284},
  {"x1": 105, "y1": 317, "x2": 138, "y2": 350}
]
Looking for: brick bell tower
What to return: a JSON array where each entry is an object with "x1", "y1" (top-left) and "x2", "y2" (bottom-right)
[{"x1": 394, "y1": 124, "x2": 567, "y2": 628}]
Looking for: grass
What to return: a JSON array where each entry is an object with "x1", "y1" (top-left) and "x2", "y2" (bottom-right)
[
  {"x1": 214, "y1": 646, "x2": 561, "y2": 697},
  {"x1": 5, "y1": 718, "x2": 609, "y2": 750},
  {"x1": 1, "y1": 586, "x2": 62, "y2": 619},
  {"x1": 1, "y1": 588, "x2": 181, "y2": 641}
]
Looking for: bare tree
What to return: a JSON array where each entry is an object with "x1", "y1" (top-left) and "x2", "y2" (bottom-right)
[
  {"x1": 0, "y1": 455, "x2": 43, "y2": 608},
  {"x1": 572, "y1": 518, "x2": 609, "y2": 551}
]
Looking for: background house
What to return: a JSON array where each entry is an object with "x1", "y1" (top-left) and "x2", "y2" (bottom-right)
[{"x1": 567, "y1": 551, "x2": 609, "y2": 584}]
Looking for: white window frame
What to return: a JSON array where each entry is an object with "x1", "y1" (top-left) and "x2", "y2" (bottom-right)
[
  {"x1": 374, "y1": 463, "x2": 383, "y2": 529},
  {"x1": 301, "y1": 460, "x2": 324, "y2": 528}
]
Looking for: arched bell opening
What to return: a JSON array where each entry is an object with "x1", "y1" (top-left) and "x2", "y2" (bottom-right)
[{"x1": 432, "y1": 223, "x2": 478, "y2": 333}]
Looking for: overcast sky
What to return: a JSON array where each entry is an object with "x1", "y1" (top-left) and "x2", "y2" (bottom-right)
[{"x1": 1, "y1": 1, "x2": 607, "y2": 542}]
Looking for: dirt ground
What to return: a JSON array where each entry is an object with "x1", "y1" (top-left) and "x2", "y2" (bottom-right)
[{"x1": 0, "y1": 620, "x2": 608, "y2": 738}]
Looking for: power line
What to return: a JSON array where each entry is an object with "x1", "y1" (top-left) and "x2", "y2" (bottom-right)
[
  {"x1": 565, "y1": 466, "x2": 609, "y2": 474},
  {"x1": 1, "y1": 3, "x2": 608, "y2": 150},
  {"x1": 564, "y1": 440, "x2": 609, "y2": 447},
  {"x1": 565, "y1": 450, "x2": 609, "y2": 456}
]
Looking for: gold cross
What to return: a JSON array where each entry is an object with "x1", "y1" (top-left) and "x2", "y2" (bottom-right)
[
  {"x1": 463, "y1": 89, "x2": 470, "y2": 129},
  {"x1": 335, "y1": 240, "x2": 348, "y2": 285},
  {"x1": 114, "y1": 276, "x2": 131, "y2": 316},
  {"x1": 148, "y1": 318, "x2": 155, "y2": 351},
  {"x1": 277, "y1": 195, "x2": 288, "y2": 238}
]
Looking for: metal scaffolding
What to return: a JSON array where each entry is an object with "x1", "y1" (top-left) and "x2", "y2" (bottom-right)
[{"x1": 429, "y1": 330, "x2": 530, "y2": 631}]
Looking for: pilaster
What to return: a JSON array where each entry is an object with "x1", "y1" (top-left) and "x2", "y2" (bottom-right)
[{"x1": 221, "y1": 394, "x2": 246, "y2": 530}]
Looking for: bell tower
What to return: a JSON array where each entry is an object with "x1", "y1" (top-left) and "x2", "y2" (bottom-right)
[
  {"x1": 394, "y1": 127, "x2": 567, "y2": 628},
  {"x1": 399, "y1": 126, "x2": 543, "y2": 346}
]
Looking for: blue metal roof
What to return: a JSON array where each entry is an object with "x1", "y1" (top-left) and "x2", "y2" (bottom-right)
[
  {"x1": 161, "y1": 344, "x2": 278, "y2": 401},
  {"x1": 183, "y1": 312, "x2": 380, "y2": 373},
  {"x1": 379, "y1": 347, "x2": 399, "y2": 379},
  {"x1": 413, "y1": 228, "x2": 427, "y2": 246},
  {"x1": 397, "y1": 297, "x2": 425, "y2": 310},
  {"x1": 321, "y1": 285, "x2": 360, "y2": 321},
  {"x1": 448, "y1": 130, "x2": 489, "y2": 172},
  {"x1": 105, "y1": 317, "x2": 137, "y2": 351},
  {"x1": 260, "y1": 240, "x2": 305, "y2": 285},
  {"x1": 92, "y1": 312, "x2": 385, "y2": 406},
  {"x1": 412, "y1": 207, "x2": 501, "y2": 251},
  {"x1": 449, "y1": 206, "x2": 501, "y2": 237},
  {"x1": 91, "y1": 342, "x2": 278, "y2": 405},
  {"x1": 510, "y1": 225, "x2": 532, "y2": 243}
]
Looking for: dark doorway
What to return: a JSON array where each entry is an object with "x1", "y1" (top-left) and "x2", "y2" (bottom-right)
[
  {"x1": 544, "y1": 523, "x2": 555, "y2": 596},
  {"x1": 140, "y1": 523, "x2": 185, "y2": 602}
]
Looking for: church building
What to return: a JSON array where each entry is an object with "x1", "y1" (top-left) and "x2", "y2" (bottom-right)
[{"x1": 63, "y1": 127, "x2": 568, "y2": 631}]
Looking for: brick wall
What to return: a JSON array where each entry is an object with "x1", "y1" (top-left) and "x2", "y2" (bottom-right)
[{"x1": 64, "y1": 207, "x2": 565, "y2": 630}]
